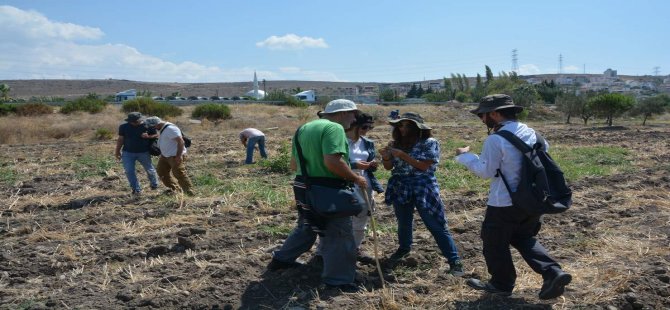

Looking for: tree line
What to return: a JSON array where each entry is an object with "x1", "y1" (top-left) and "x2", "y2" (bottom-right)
[{"x1": 379, "y1": 65, "x2": 670, "y2": 126}]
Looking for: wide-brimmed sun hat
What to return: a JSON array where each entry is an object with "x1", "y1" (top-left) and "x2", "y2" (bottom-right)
[
  {"x1": 317, "y1": 99, "x2": 358, "y2": 117},
  {"x1": 389, "y1": 112, "x2": 431, "y2": 130},
  {"x1": 125, "y1": 112, "x2": 143, "y2": 122},
  {"x1": 144, "y1": 116, "x2": 162, "y2": 127},
  {"x1": 470, "y1": 94, "x2": 524, "y2": 115}
]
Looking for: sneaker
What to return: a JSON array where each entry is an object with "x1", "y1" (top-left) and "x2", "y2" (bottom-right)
[
  {"x1": 539, "y1": 271, "x2": 572, "y2": 300},
  {"x1": 466, "y1": 278, "x2": 512, "y2": 297},
  {"x1": 267, "y1": 258, "x2": 302, "y2": 271},
  {"x1": 389, "y1": 248, "x2": 410, "y2": 260},
  {"x1": 324, "y1": 283, "x2": 362, "y2": 293},
  {"x1": 448, "y1": 260, "x2": 465, "y2": 277}
]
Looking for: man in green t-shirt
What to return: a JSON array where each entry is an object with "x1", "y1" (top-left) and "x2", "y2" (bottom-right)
[{"x1": 268, "y1": 99, "x2": 368, "y2": 293}]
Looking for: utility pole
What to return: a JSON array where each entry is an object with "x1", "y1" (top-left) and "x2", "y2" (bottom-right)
[
  {"x1": 558, "y1": 54, "x2": 563, "y2": 74},
  {"x1": 653, "y1": 66, "x2": 660, "y2": 76},
  {"x1": 511, "y1": 49, "x2": 519, "y2": 73}
]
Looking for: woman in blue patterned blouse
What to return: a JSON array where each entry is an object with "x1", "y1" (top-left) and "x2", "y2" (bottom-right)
[{"x1": 380, "y1": 112, "x2": 464, "y2": 276}]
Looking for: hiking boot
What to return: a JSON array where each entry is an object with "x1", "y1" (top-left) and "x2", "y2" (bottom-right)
[
  {"x1": 150, "y1": 185, "x2": 159, "y2": 190},
  {"x1": 267, "y1": 258, "x2": 302, "y2": 271},
  {"x1": 131, "y1": 190, "x2": 142, "y2": 197},
  {"x1": 448, "y1": 260, "x2": 465, "y2": 277},
  {"x1": 389, "y1": 248, "x2": 410, "y2": 260},
  {"x1": 324, "y1": 283, "x2": 362, "y2": 293},
  {"x1": 466, "y1": 278, "x2": 512, "y2": 297},
  {"x1": 539, "y1": 271, "x2": 572, "y2": 300}
]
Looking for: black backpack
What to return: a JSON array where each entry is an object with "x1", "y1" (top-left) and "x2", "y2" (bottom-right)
[
  {"x1": 150, "y1": 124, "x2": 191, "y2": 156},
  {"x1": 495, "y1": 130, "x2": 572, "y2": 215}
]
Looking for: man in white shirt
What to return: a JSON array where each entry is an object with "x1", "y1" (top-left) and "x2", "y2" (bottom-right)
[
  {"x1": 455, "y1": 94, "x2": 571, "y2": 299},
  {"x1": 239, "y1": 128, "x2": 267, "y2": 164},
  {"x1": 145, "y1": 116, "x2": 194, "y2": 196}
]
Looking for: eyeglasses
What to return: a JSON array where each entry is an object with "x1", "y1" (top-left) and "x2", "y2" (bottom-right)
[{"x1": 361, "y1": 125, "x2": 374, "y2": 130}]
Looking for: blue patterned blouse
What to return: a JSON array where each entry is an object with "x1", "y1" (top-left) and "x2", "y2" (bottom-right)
[{"x1": 384, "y1": 138, "x2": 446, "y2": 224}]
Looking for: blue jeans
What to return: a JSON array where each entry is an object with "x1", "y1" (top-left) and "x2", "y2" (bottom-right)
[
  {"x1": 122, "y1": 151, "x2": 158, "y2": 193},
  {"x1": 393, "y1": 202, "x2": 461, "y2": 264},
  {"x1": 245, "y1": 135, "x2": 267, "y2": 164}
]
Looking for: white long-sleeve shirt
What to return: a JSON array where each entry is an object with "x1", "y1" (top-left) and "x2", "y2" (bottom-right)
[{"x1": 455, "y1": 121, "x2": 548, "y2": 207}]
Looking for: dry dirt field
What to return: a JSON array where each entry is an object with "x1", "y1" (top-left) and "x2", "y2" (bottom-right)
[{"x1": 0, "y1": 104, "x2": 669, "y2": 309}]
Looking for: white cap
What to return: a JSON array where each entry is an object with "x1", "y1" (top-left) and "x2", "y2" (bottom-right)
[{"x1": 317, "y1": 99, "x2": 358, "y2": 117}]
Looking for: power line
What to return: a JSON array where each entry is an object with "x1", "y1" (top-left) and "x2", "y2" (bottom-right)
[{"x1": 511, "y1": 49, "x2": 519, "y2": 73}]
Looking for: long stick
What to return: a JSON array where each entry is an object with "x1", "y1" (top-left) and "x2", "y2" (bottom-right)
[{"x1": 362, "y1": 191, "x2": 385, "y2": 289}]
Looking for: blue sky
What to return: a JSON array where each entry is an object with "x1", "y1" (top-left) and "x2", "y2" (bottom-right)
[{"x1": 1, "y1": 0, "x2": 668, "y2": 83}]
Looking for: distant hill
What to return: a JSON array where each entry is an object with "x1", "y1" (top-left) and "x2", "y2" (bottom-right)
[
  {"x1": 1, "y1": 74, "x2": 664, "y2": 100},
  {"x1": 0, "y1": 79, "x2": 391, "y2": 100}
]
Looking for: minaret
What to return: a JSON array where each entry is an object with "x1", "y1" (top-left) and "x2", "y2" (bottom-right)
[{"x1": 253, "y1": 71, "x2": 259, "y2": 99}]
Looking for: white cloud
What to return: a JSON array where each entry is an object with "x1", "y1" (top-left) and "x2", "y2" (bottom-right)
[
  {"x1": 518, "y1": 64, "x2": 542, "y2": 75},
  {"x1": 0, "y1": 5, "x2": 103, "y2": 43},
  {"x1": 0, "y1": 6, "x2": 337, "y2": 82},
  {"x1": 256, "y1": 34, "x2": 329, "y2": 50},
  {"x1": 563, "y1": 65, "x2": 580, "y2": 73}
]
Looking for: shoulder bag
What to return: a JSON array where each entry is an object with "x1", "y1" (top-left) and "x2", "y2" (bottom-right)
[{"x1": 294, "y1": 127, "x2": 364, "y2": 218}]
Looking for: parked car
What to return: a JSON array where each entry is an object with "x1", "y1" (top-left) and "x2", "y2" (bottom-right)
[{"x1": 152, "y1": 96, "x2": 165, "y2": 101}]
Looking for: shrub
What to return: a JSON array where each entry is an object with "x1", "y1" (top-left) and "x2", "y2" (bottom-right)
[
  {"x1": 263, "y1": 90, "x2": 308, "y2": 108},
  {"x1": 191, "y1": 103, "x2": 232, "y2": 121},
  {"x1": 94, "y1": 128, "x2": 114, "y2": 140},
  {"x1": 0, "y1": 103, "x2": 17, "y2": 116},
  {"x1": 121, "y1": 97, "x2": 182, "y2": 118},
  {"x1": 61, "y1": 97, "x2": 107, "y2": 114},
  {"x1": 15, "y1": 103, "x2": 53, "y2": 116},
  {"x1": 259, "y1": 141, "x2": 292, "y2": 174}
]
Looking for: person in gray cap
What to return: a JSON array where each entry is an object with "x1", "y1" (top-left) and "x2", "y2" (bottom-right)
[
  {"x1": 144, "y1": 116, "x2": 194, "y2": 196},
  {"x1": 267, "y1": 99, "x2": 368, "y2": 293},
  {"x1": 114, "y1": 112, "x2": 159, "y2": 195},
  {"x1": 455, "y1": 94, "x2": 571, "y2": 299}
]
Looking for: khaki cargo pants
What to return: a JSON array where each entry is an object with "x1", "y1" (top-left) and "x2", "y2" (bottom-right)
[{"x1": 156, "y1": 155, "x2": 194, "y2": 195}]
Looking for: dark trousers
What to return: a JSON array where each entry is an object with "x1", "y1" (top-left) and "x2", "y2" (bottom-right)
[{"x1": 481, "y1": 206, "x2": 562, "y2": 292}]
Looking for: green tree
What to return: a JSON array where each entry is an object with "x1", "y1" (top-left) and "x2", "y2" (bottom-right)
[
  {"x1": 629, "y1": 94, "x2": 670, "y2": 125},
  {"x1": 556, "y1": 92, "x2": 585, "y2": 124},
  {"x1": 416, "y1": 84, "x2": 425, "y2": 98},
  {"x1": 511, "y1": 84, "x2": 538, "y2": 107},
  {"x1": 485, "y1": 65, "x2": 494, "y2": 85},
  {"x1": 380, "y1": 89, "x2": 396, "y2": 102},
  {"x1": 0, "y1": 84, "x2": 11, "y2": 101},
  {"x1": 471, "y1": 73, "x2": 486, "y2": 102},
  {"x1": 535, "y1": 80, "x2": 560, "y2": 104},
  {"x1": 443, "y1": 77, "x2": 454, "y2": 100},
  {"x1": 587, "y1": 93, "x2": 635, "y2": 126},
  {"x1": 406, "y1": 84, "x2": 418, "y2": 98}
]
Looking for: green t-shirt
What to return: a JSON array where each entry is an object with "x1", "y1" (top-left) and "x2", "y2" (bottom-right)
[{"x1": 293, "y1": 119, "x2": 349, "y2": 179}]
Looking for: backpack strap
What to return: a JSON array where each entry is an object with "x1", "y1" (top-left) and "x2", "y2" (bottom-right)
[
  {"x1": 494, "y1": 130, "x2": 532, "y2": 154},
  {"x1": 494, "y1": 130, "x2": 533, "y2": 196},
  {"x1": 293, "y1": 126, "x2": 311, "y2": 187}
]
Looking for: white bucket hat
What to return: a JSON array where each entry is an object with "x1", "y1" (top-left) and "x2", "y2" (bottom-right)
[{"x1": 317, "y1": 99, "x2": 358, "y2": 117}]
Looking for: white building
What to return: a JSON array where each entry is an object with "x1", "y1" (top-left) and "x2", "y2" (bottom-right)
[{"x1": 115, "y1": 89, "x2": 136, "y2": 102}]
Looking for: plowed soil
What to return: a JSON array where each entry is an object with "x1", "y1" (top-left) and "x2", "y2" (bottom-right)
[{"x1": 1, "y1": 105, "x2": 669, "y2": 310}]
